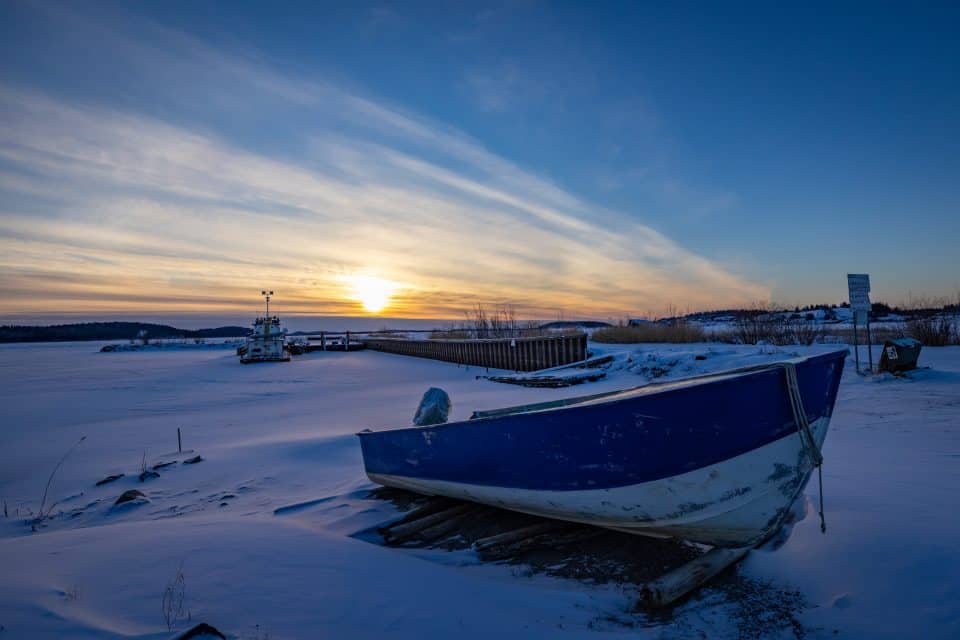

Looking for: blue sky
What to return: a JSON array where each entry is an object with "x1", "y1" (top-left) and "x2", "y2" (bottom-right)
[{"x1": 0, "y1": 1, "x2": 957, "y2": 321}]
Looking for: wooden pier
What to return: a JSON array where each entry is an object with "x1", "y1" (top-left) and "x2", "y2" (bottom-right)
[{"x1": 361, "y1": 333, "x2": 588, "y2": 372}]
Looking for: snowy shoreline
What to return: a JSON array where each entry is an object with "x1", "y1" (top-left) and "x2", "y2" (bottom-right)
[{"x1": 1, "y1": 341, "x2": 958, "y2": 638}]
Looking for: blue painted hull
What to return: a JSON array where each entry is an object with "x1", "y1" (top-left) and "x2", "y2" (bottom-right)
[{"x1": 358, "y1": 350, "x2": 846, "y2": 546}]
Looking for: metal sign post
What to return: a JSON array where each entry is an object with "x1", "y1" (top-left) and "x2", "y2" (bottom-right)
[
  {"x1": 847, "y1": 274, "x2": 872, "y2": 374},
  {"x1": 852, "y1": 313, "x2": 860, "y2": 372}
]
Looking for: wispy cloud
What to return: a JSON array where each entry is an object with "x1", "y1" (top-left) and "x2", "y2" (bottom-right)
[{"x1": 0, "y1": 3, "x2": 768, "y2": 319}]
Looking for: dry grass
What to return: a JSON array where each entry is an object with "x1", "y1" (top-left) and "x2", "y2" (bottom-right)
[
  {"x1": 32, "y1": 435, "x2": 86, "y2": 530},
  {"x1": 715, "y1": 322, "x2": 914, "y2": 347},
  {"x1": 817, "y1": 325, "x2": 906, "y2": 345},
  {"x1": 907, "y1": 317, "x2": 959, "y2": 346},
  {"x1": 428, "y1": 324, "x2": 574, "y2": 340},
  {"x1": 721, "y1": 316, "x2": 827, "y2": 346},
  {"x1": 592, "y1": 322, "x2": 706, "y2": 344},
  {"x1": 162, "y1": 562, "x2": 188, "y2": 630},
  {"x1": 428, "y1": 329, "x2": 472, "y2": 339}
]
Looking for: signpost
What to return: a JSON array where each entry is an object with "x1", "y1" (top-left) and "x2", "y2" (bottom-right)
[{"x1": 847, "y1": 274, "x2": 872, "y2": 374}]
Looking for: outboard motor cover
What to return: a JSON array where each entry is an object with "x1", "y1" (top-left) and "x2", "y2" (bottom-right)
[{"x1": 413, "y1": 387, "x2": 451, "y2": 426}]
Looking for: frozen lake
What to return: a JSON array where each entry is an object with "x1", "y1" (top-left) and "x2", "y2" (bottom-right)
[{"x1": 1, "y1": 341, "x2": 958, "y2": 638}]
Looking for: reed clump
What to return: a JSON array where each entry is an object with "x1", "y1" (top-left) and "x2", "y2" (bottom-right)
[
  {"x1": 907, "y1": 316, "x2": 958, "y2": 346},
  {"x1": 592, "y1": 322, "x2": 706, "y2": 344}
]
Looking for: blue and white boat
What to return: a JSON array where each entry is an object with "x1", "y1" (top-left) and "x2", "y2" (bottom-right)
[{"x1": 358, "y1": 350, "x2": 846, "y2": 548}]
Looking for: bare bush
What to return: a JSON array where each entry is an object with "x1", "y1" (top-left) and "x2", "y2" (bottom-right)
[
  {"x1": 162, "y1": 562, "x2": 188, "y2": 631},
  {"x1": 732, "y1": 312, "x2": 784, "y2": 345},
  {"x1": 908, "y1": 316, "x2": 958, "y2": 346},
  {"x1": 730, "y1": 306, "x2": 826, "y2": 346},
  {"x1": 592, "y1": 321, "x2": 706, "y2": 344},
  {"x1": 819, "y1": 325, "x2": 906, "y2": 345},
  {"x1": 431, "y1": 304, "x2": 555, "y2": 339},
  {"x1": 465, "y1": 303, "x2": 520, "y2": 338},
  {"x1": 786, "y1": 318, "x2": 827, "y2": 346}
]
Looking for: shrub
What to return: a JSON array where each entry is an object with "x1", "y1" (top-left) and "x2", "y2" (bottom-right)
[
  {"x1": 434, "y1": 305, "x2": 559, "y2": 339},
  {"x1": 817, "y1": 325, "x2": 906, "y2": 345},
  {"x1": 787, "y1": 318, "x2": 827, "y2": 346},
  {"x1": 729, "y1": 313, "x2": 825, "y2": 346},
  {"x1": 592, "y1": 322, "x2": 706, "y2": 343},
  {"x1": 907, "y1": 316, "x2": 958, "y2": 346}
]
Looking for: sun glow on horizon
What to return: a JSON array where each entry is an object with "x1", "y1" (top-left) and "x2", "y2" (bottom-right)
[
  {"x1": 0, "y1": 8, "x2": 781, "y2": 320},
  {"x1": 350, "y1": 275, "x2": 398, "y2": 313}
]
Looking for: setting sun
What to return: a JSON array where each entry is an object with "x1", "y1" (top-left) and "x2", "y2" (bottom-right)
[{"x1": 350, "y1": 275, "x2": 397, "y2": 313}]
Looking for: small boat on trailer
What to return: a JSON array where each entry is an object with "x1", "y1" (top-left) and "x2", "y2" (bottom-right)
[
  {"x1": 358, "y1": 350, "x2": 846, "y2": 548},
  {"x1": 239, "y1": 290, "x2": 290, "y2": 364}
]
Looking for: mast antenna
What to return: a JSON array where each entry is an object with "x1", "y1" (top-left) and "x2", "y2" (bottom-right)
[{"x1": 261, "y1": 290, "x2": 274, "y2": 317}]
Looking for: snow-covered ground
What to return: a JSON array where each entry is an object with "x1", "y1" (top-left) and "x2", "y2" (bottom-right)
[
  {"x1": 99, "y1": 338, "x2": 244, "y2": 352},
  {"x1": 0, "y1": 341, "x2": 958, "y2": 638}
]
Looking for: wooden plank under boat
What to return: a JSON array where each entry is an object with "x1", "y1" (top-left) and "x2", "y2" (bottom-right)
[{"x1": 357, "y1": 350, "x2": 846, "y2": 548}]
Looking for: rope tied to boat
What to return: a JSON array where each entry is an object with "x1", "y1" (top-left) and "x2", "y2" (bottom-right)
[{"x1": 778, "y1": 361, "x2": 826, "y2": 534}]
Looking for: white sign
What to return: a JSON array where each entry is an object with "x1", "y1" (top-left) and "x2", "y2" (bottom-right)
[{"x1": 847, "y1": 273, "x2": 871, "y2": 312}]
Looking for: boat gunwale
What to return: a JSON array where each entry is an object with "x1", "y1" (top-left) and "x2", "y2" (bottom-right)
[{"x1": 357, "y1": 348, "x2": 848, "y2": 437}]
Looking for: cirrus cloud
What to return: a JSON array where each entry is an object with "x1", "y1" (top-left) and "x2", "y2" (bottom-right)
[{"x1": 0, "y1": 2, "x2": 768, "y2": 320}]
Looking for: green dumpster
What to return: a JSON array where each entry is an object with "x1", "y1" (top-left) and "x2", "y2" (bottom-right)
[{"x1": 878, "y1": 338, "x2": 922, "y2": 374}]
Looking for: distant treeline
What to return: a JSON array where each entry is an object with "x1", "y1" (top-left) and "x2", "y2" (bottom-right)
[
  {"x1": 0, "y1": 322, "x2": 251, "y2": 343},
  {"x1": 684, "y1": 300, "x2": 959, "y2": 322}
]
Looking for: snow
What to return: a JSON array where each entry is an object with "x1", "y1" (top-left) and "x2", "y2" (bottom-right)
[
  {"x1": 1, "y1": 340, "x2": 958, "y2": 638},
  {"x1": 98, "y1": 338, "x2": 244, "y2": 352}
]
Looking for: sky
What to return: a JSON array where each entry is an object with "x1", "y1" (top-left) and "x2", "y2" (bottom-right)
[{"x1": 1, "y1": 1, "x2": 958, "y2": 324}]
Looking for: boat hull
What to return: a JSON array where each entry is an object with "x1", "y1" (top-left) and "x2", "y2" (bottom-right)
[
  {"x1": 369, "y1": 415, "x2": 827, "y2": 547},
  {"x1": 240, "y1": 313, "x2": 289, "y2": 363},
  {"x1": 359, "y1": 350, "x2": 845, "y2": 547},
  {"x1": 239, "y1": 338, "x2": 290, "y2": 363}
]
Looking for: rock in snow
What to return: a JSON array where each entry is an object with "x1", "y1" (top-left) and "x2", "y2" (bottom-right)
[
  {"x1": 174, "y1": 622, "x2": 227, "y2": 639},
  {"x1": 95, "y1": 473, "x2": 124, "y2": 486},
  {"x1": 114, "y1": 490, "x2": 146, "y2": 506}
]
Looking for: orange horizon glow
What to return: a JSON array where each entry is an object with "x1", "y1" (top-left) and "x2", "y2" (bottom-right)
[
  {"x1": 2, "y1": 4, "x2": 958, "y2": 336},
  {"x1": 0, "y1": 67, "x2": 775, "y2": 322}
]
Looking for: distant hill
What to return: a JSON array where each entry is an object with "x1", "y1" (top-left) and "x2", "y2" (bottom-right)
[
  {"x1": 539, "y1": 320, "x2": 613, "y2": 330},
  {"x1": 0, "y1": 322, "x2": 251, "y2": 343}
]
